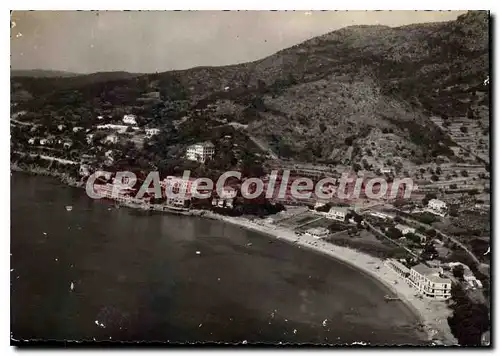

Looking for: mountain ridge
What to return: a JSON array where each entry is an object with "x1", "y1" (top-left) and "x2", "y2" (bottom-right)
[{"x1": 11, "y1": 11, "x2": 489, "y2": 166}]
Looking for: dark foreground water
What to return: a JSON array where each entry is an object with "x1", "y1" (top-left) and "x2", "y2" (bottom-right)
[{"x1": 11, "y1": 173, "x2": 426, "y2": 345}]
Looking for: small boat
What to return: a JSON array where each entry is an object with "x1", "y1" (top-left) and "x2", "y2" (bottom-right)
[
  {"x1": 384, "y1": 295, "x2": 400, "y2": 301},
  {"x1": 65, "y1": 206, "x2": 73, "y2": 212}
]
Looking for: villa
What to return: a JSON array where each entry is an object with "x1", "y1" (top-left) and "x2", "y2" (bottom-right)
[
  {"x1": 326, "y1": 206, "x2": 348, "y2": 222},
  {"x1": 186, "y1": 141, "x2": 215, "y2": 163},
  {"x1": 409, "y1": 263, "x2": 452, "y2": 300},
  {"x1": 123, "y1": 114, "x2": 137, "y2": 125},
  {"x1": 428, "y1": 199, "x2": 448, "y2": 215},
  {"x1": 386, "y1": 260, "x2": 452, "y2": 300},
  {"x1": 145, "y1": 128, "x2": 160, "y2": 138},
  {"x1": 104, "y1": 134, "x2": 119, "y2": 144},
  {"x1": 394, "y1": 224, "x2": 416, "y2": 235},
  {"x1": 305, "y1": 227, "x2": 330, "y2": 239}
]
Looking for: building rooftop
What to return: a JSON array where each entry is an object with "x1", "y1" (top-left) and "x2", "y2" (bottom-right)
[
  {"x1": 387, "y1": 259, "x2": 410, "y2": 273},
  {"x1": 306, "y1": 227, "x2": 329, "y2": 235},
  {"x1": 429, "y1": 198, "x2": 446, "y2": 205},
  {"x1": 427, "y1": 274, "x2": 452, "y2": 284},
  {"x1": 190, "y1": 141, "x2": 214, "y2": 148},
  {"x1": 412, "y1": 263, "x2": 440, "y2": 276},
  {"x1": 395, "y1": 224, "x2": 413, "y2": 231},
  {"x1": 328, "y1": 206, "x2": 349, "y2": 214}
]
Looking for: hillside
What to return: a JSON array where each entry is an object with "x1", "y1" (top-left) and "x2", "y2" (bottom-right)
[{"x1": 10, "y1": 11, "x2": 489, "y2": 166}]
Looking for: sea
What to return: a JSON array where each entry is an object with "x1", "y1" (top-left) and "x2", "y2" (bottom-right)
[{"x1": 10, "y1": 173, "x2": 427, "y2": 345}]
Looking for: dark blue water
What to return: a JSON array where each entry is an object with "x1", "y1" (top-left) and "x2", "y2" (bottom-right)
[{"x1": 11, "y1": 173, "x2": 426, "y2": 345}]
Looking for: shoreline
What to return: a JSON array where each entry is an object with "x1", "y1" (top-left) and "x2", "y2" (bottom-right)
[
  {"x1": 11, "y1": 168, "x2": 457, "y2": 345},
  {"x1": 199, "y1": 212, "x2": 458, "y2": 346}
]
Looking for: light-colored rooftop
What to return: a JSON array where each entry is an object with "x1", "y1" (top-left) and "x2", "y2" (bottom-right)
[
  {"x1": 395, "y1": 224, "x2": 413, "y2": 231},
  {"x1": 412, "y1": 263, "x2": 439, "y2": 276},
  {"x1": 427, "y1": 274, "x2": 452, "y2": 284},
  {"x1": 190, "y1": 141, "x2": 215, "y2": 148},
  {"x1": 429, "y1": 198, "x2": 446, "y2": 205},
  {"x1": 306, "y1": 227, "x2": 329, "y2": 235},
  {"x1": 328, "y1": 206, "x2": 349, "y2": 214}
]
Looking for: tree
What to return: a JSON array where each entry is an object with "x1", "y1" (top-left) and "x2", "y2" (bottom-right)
[
  {"x1": 450, "y1": 183, "x2": 458, "y2": 189},
  {"x1": 405, "y1": 232, "x2": 421, "y2": 244},
  {"x1": 468, "y1": 189, "x2": 479, "y2": 196},
  {"x1": 386, "y1": 226, "x2": 403, "y2": 240},
  {"x1": 426, "y1": 228, "x2": 437, "y2": 238},
  {"x1": 422, "y1": 193, "x2": 437, "y2": 206},
  {"x1": 452, "y1": 265, "x2": 465, "y2": 280},
  {"x1": 448, "y1": 284, "x2": 490, "y2": 346},
  {"x1": 93, "y1": 131, "x2": 107, "y2": 143},
  {"x1": 449, "y1": 205, "x2": 459, "y2": 217},
  {"x1": 431, "y1": 174, "x2": 439, "y2": 181},
  {"x1": 460, "y1": 125, "x2": 468, "y2": 134},
  {"x1": 353, "y1": 214, "x2": 363, "y2": 226},
  {"x1": 461, "y1": 170, "x2": 469, "y2": 178},
  {"x1": 420, "y1": 243, "x2": 438, "y2": 260},
  {"x1": 362, "y1": 158, "x2": 371, "y2": 170}
]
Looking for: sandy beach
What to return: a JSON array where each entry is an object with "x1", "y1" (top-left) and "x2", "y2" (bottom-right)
[{"x1": 202, "y1": 211, "x2": 458, "y2": 346}]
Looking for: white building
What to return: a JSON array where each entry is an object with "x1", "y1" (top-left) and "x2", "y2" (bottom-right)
[
  {"x1": 28, "y1": 138, "x2": 35, "y2": 145},
  {"x1": 86, "y1": 134, "x2": 94, "y2": 144},
  {"x1": 394, "y1": 224, "x2": 416, "y2": 235},
  {"x1": 123, "y1": 114, "x2": 137, "y2": 125},
  {"x1": 104, "y1": 134, "x2": 119, "y2": 144},
  {"x1": 369, "y1": 211, "x2": 395, "y2": 221},
  {"x1": 145, "y1": 128, "x2": 160, "y2": 138},
  {"x1": 386, "y1": 260, "x2": 451, "y2": 300},
  {"x1": 57, "y1": 124, "x2": 65, "y2": 131},
  {"x1": 96, "y1": 124, "x2": 129, "y2": 134},
  {"x1": 409, "y1": 264, "x2": 452, "y2": 300},
  {"x1": 326, "y1": 207, "x2": 348, "y2": 222},
  {"x1": 305, "y1": 227, "x2": 329, "y2": 239},
  {"x1": 186, "y1": 141, "x2": 215, "y2": 163},
  {"x1": 428, "y1": 199, "x2": 447, "y2": 213},
  {"x1": 39, "y1": 138, "x2": 52, "y2": 145},
  {"x1": 73, "y1": 126, "x2": 84, "y2": 133}
]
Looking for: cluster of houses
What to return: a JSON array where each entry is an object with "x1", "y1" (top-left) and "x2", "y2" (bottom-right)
[
  {"x1": 93, "y1": 174, "x2": 233, "y2": 210},
  {"x1": 23, "y1": 114, "x2": 162, "y2": 151}
]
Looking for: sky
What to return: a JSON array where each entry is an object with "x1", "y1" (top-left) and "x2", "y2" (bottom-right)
[{"x1": 10, "y1": 10, "x2": 467, "y2": 74}]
